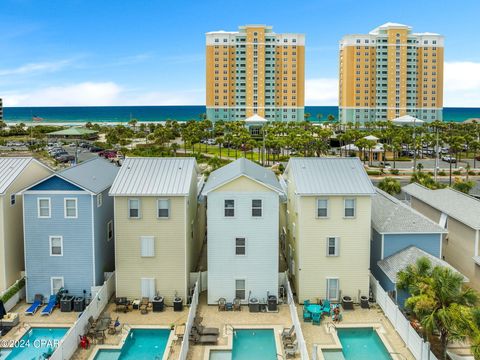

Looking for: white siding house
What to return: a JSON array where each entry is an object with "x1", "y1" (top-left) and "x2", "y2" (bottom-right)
[{"x1": 202, "y1": 158, "x2": 284, "y2": 305}]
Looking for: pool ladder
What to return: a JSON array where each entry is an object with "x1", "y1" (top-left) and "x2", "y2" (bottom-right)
[
  {"x1": 224, "y1": 324, "x2": 234, "y2": 336},
  {"x1": 326, "y1": 322, "x2": 337, "y2": 333}
]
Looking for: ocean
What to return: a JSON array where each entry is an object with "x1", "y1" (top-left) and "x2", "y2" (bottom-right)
[{"x1": 2, "y1": 106, "x2": 479, "y2": 123}]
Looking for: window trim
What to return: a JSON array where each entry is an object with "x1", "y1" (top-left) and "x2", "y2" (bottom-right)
[
  {"x1": 51, "y1": 276, "x2": 64, "y2": 295},
  {"x1": 316, "y1": 198, "x2": 329, "y2": 218},
  {"x1": 38, "y1": 197, "x2": 51, "y2": 218},
  {"x1": 64, "y1": 198, "x2": 78, "y2": 219},
  {"x1": 235, "y1": 237, "x2": 246, "y2": 256},
  {"x1": 235, "y1": 278, "x2": 246, "y2": 300},
  {"x1": 251, "y1": 199, "x2": 263, "y2": 217},
  {"x1": 326, "y1": 277, "x2": 340, "y2": 301},
  {"x1": 156, "y1": 198, "x2": 170, "y2": 219},
  {"x1": 49, "y1": 235, "x2": 63, "y2": 256},
  {"x1": 128, "y1": 198, "x2": 141, "y2": 219},
  {"x1": 107, "y1": 220, "x2": 113, "y2": 241},
  {"x1": 344, "y1": 198, "x2": 356, "y2": 218},
  {"x1": 326, "y1": 237, "x2": 340, "y2": 257},
  {"x1": 224, "y1": 199, "x2": 235, "y2": 218}
]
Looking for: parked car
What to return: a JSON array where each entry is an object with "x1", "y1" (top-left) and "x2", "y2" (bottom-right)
[
  {"x1": 89, "y1": 146, "x2": 103, "y2": 152},
  {"x1": 99, "y1": 150, "x2": 117, "y2": 159},
  {"x1": 56, "y1": 155, "x2": 75, "y2": 163},
  {"x1": 441, "y1": 155, "x2": 457, "y2": 163}
]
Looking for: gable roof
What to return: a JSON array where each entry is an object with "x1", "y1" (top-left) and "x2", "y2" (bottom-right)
[
  {"x1": 403, "y1": 183, "x2": 480, "y2": 230},
  {"x1": 0, "y1": 157, "x2": 50, "y2": 194},
  {"x1": 378, "y1": 246, "x2": 468, "y2": 283},
  {"x1": 372, "y1": 188, "x2": 446, "y2": 234},
  {"x1": 202, "y1": 157, "x2": 283, "y2": 195},
  {"x1": 285, "y1": 157, "x2": 375, "y2": 196},
  {"x1": 109, "y1": 157, "x2": 198, "y2": 196},
  {"x1": 56, "y1": 157, "x2": 119, "y2": 194}
]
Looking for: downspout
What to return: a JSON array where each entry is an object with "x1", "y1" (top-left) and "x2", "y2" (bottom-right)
[
  {"x1": 91, "y1": 194, "x2": 96, "y2": 287},
  {"x1": 475, "y1": 229, "x2": 479, "y2": 258}
]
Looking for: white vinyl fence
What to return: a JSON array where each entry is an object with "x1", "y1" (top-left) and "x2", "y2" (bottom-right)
[
  {"x1": 178, "y1": 280, "x2": 199, "y2": 360},
  {"x1": 284, "y1": 275, "x2": 309, "y2": 360},
  {"x1": 370, "y1": 274, "x2": 439, "y2": 360},
  {"x1": 50, "y1": 272, "x2": 116, "y2": 360}
]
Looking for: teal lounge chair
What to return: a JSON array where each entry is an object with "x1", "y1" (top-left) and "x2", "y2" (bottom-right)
[
  {"x1": 312, "y1": 312, "x2": 321, "y2": 325},
  {"x1": 25, "y1": 294, "x2": 44, "y2": 315},
  {"x1": 303, "y1": 308, "x2": 312, "y2": 322},
  {"x1": 321, "y1": 300, "x2": 331, "y2": 315},
  {"x1": 41, "y1": 295, "x2": 57, "y2": 316}
]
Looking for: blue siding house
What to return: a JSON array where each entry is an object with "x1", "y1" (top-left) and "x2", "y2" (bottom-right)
[
  {"x1": 371, "y1": 189, "x2": 448, "y2": 306},
  {"x1": 22, "y1": 158, "x2": 119, "y2": 302}
]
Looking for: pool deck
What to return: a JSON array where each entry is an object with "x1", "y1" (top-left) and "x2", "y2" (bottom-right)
[
  {"x1": 187, "y1": 293, "x2": 300, "y2": 360},
  {"x1": 299, "y1": 302, "x2": 415, "y2": 360},
  {"x1": 71, "y1": 300, "x2": 189, "y2": 360}
]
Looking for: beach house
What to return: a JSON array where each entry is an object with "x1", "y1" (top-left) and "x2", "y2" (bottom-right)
[
  {"x1": 202, "y1": 158, "x2": 284, "y2": 305},
  {"x1": 371, "y1": 188, "x2": 450, "y2": 306},
  {"x1": 0, "y1": 157, "x2": 52, "y2": 291},
  {"x1": 109, "y1": 157, "x2": 203, "y2": 304},
  {"x1": 282, "y1": 158, "x2": 375, "y2": 302},
  {"x1": 22, "y1": 158, "x2": 118, "y2": 302},
  {"x1": 403, "y1": 183, "x2": 480, "y2": 291}
]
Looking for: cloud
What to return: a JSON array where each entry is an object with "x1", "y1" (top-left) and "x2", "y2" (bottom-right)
[
  {"x1": 0, "y1": 59, "x2": 72, "y2": 76},
  {"x1": 305, "y1": 78, "x2": 338, "y2": 105},
  {"x1": 444, "y1": 61, "x2": 480, "y2": 107}
]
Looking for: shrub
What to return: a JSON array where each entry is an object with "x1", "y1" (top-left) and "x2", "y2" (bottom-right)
[
  {"x1": 0, "y1": 278, "x2": 25, "y2": 303},
  {"x1": 389, "y1": 169, "x2": 400, "y2": 175},
  {"x1": 452, "y1": 170, "x2": 461, "y2": 175},
  {"x1": 438, "y1": 170, "x2": 446, "y2": 176},
  {"x1": 468, "y1": 171, "x2": 476, "y2": 176},
  {"x1": 367, "y1": 170, "x2": 381, "y2": 176}
]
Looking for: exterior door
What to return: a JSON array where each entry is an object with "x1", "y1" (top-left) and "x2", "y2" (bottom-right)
[{"x1": 326, "y1": 278, "x2": 339, "y2": 301}]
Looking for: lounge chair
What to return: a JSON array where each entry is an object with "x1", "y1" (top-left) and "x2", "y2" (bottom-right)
[
  {"x1": 281, "y1": 325, "x2": 295, "y2": 341},
  {"x1": 303, "y1": 308, "x2": 312, "y2": 322},
  {"x1": 193, "y1": 324, "x2": 220, "y2": 336},
  {"x1": 321, "y1": 299, "x2": 331, "y2": 315},
  {"x1": 190, "y1": 333, "x2": 218, "y2": 344},
  {"x1": 25, "y1": 294, "x2": 44, "y2": 315},
  {"x1": 285, "y1": 340, "x2": 298, "y2": 358},
  {"x1": 217, "y1": 298, "x2": 226, "y2": 311},
  {"x1": 139, "y1": 297, "x2": 149, "y2": 314},
  {"x1": 312, "y1": 312, "x2": 321, "y2": 325},
  {"x1": 41, "y1": 295, "x2": 57, "y2": 316},
  {"x1": 233, "y1": 298, "x2": 241, "y2": 311}
]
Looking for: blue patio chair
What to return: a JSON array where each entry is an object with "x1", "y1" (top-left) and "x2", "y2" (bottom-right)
[
  {"x1": 41, "y1": 295, "x2": 57, "y2": 316},
  {"x1": 25, "y1": 294, "x2": 44, "y2": 315},
  {"x1": 312, "y1": 312, "x2": 321, "y2": 325},
  {"x1": 303, "y1": 308, "x2": 312, "y2": 322},
  {"x1": 321, "y1": 299, "x2": 331, "y2": 315}
]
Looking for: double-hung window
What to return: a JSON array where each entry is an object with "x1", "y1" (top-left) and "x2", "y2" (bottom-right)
[
  {"x1": 326, "y1": 237, "x2": 340, "y2": 256},
  {"x1": 317, "y1": 198, "x2": 328, "y2": 218},
  {"x1": 157, "y1": 199, "x2": 170, "y2": 218},
  {"x1": 64, "y1": 198, "x2": 77, "y2": 218},
  {"x1": 38, "y1": 198, "x2": 51, "y2": 218},
  {"x1": 252, "y1": 199, "x2": 262, "y2": 217},
  {"x1": 224, "y1": 199, "x2": 235, "y2": 217},
  {"x1": 128, "y1": 199, "x2": 140, "y2": 219},
  {"x1": 235, "y1": 237, "x2": 246, "y2": 255},
  {"x1": 344, "y1": 198, "x2": 356, "y2": 218},
  {"x1": 49, "y1": 236, "x2": 63, "y2": 256},
  {"x1": 235, "y1": 279, "x2": 246, "y2": 300}
]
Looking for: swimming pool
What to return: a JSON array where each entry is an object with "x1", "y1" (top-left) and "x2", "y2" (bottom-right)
[
  {"x1": 94, "y1": 328, "x2": 171, "y2": 360},
  {"x1": 331, "y1": 327, "x2": 392, "y2": 360},
  {"x1": 0, "y1": 327, "x2": 68, "y2": 359},
  {"x1": 209, "y1": 329, "x2": 278, "y2": 360}
]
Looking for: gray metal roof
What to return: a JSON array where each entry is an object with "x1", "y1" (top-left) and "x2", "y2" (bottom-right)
[
  {"x1": 378, "y1": 246, "x2": 468, "y2": 283},
  {"x1": 403, "y1": 183, "x2": 480, "y2": 230},
  {"x1": 109, "y1": 157, "x2": 198, "y2": 196},
  {"x1": 372, "y1": 188, "x2": 446, "y2": 234},
  {"x1": 0, "y1": 157, "x2": 41, "y2": 194},
  {"x1": 285, "y1": 157, "x2": 375, "y2": 195},
  {"x1": 202, "y1": 157, "x2": 283, "y2": 195},
  {"x1": 58, "y1": 157, "x2": 119, "y2": 194}
]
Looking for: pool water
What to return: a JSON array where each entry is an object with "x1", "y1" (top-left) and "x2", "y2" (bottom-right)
[
  {"x1": 94, "y1": 328, "x2": 171, "y2": 360},
  {"x1": 209, "y1": 329, "x2": 277, "y2": 360},
  {"x1": 322, "y1": 349, "x2": 346, "y2": 360},
  {"x1": 0, "y1": 327, "x2": 68, "y2": 359},
  {"x1": 336, "y1": 328, "x2": 392, "y2": 360}
]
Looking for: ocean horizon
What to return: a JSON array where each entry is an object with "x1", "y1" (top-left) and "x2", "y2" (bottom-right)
[{"x1": 2, "y1": 105, "x2": 480, "y2": 123}]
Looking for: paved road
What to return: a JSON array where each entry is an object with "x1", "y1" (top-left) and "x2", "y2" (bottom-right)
[{"x1": 371, "y1": 157, "x2": 478, "y2": 170}]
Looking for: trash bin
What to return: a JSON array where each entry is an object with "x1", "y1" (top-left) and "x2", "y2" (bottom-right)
[
  {"x1": 360, "y1": 295, "x2": 370, "y2": 309},
  {"x1": 249, "y1": 298, "x2": 260, "y2": 313},
  {"x1": 152, "y1": 296, "x2": 164, "y2": 312},
  {"x1": 74, "y1": 297, "x2": 85, "y2": 312},
  {"x1": 173, "y1": 297, "x2": 183, "y2": 312},
  {"x1": 267, "y1": 295, "x2": 277, "y2": 312},
  {"x1": 61, "y1": 295, "x2": 74, "y2": 312}
]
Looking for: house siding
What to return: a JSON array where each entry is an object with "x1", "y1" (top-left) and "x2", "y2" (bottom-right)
[
  {"x1": 24, "y1": 192, "x2": 94, "y2": 302},
  {"x1": 207, "y1": 176, "x2": 279, "y2": 304},
  {"x1": 383, "y1": 233, "x2": 441, "y2": 259},
  {"x1": 0, "y1": 162, "x2": 51, "y2": 291}
]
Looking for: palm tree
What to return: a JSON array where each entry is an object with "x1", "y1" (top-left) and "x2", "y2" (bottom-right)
[
  {"x1": 378, "y1": 177, "x2": 401, "y2": 195},
  {"x1": 397, "y1": 257, "x2": 478, "y2": 359},
  {"x1": 170, "y1": 143, "x2": 179, "y2": 157},
  {"x1": 304, "y1": 112, "x2": 311, "y2": 121},
  {"x1": 316, "y1": 113, "x2": 323, "y2": 122},
  {"x1": 128, "y1": 118, "x2": 138, "y2": 132}
]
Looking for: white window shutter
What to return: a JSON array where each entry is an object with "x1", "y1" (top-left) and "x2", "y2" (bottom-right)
[{"x1": 140, "y1": 236, "x2": 155, "y2": 257}]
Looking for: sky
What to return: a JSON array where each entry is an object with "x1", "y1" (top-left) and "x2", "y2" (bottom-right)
[{"x1": 1, "y1": 0, "x2": 480, "y2": 107}]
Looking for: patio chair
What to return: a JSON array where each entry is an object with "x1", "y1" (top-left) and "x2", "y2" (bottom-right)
[
  {"x1": 139, "y1": 297, "x2": 149, "y2": 314},
  {"x1": 303, "y1": 299, "x2": 310, "y2": 308},
  {"x1": 281, "y1": 325, "x2": 295, "y2": 340},
  {"x1": 233, "y1": 298, "x2": 241, "y2": 311},
  {"x1": 284, "y1": 340, "x2": 298, "y2": 358},
  {"x1": 41, "y1": 295, "x2": 57, "y2": 316},
  {"x1": 321, "y1": 299, "x2": 331, "y2": 315},
  {"x1": 303, "y1": 308, "x2": 312, "y2": 322},
  {"x1": 108, "y1": 317, "x2": 119, "y2": 335},
  {"x1": 312, "y1": 312, "x2": 321, "y2": 325},
  {"x1": 284, "y1": 333, "x2": 296, "y2": 346},
  {"x1": 94, "y1": 331, "x2": 105, "y2": 344},
  {"x1": 193, "y1": 324, "x2": 220, "y2": 336},
  {"x1": 217, "y1": 298, "x2": 226, "y2": 311},
  {"x1": 25, "y1": 294, "x2": 44, "y2": 315}
]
